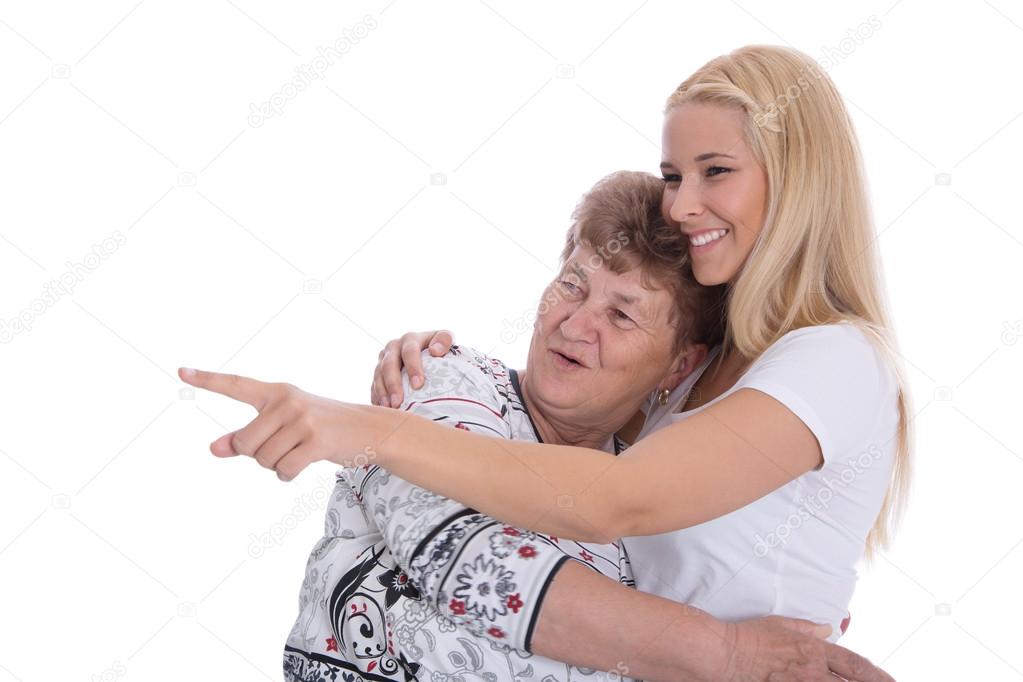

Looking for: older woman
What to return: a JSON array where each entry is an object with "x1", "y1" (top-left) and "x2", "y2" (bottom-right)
[{"x1": 281, "y1": 170, "x2": 723, "y2": 680}]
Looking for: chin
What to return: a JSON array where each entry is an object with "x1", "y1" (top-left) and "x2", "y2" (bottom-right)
[
  {"x1": 693, "y1": 260, "x2": 741, "y2": 287},
  {"x1": 693, "y1": 267, "x2": 727, "y2": 287}
]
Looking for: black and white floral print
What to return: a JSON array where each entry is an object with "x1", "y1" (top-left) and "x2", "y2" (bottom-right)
[{"x1": 284, "y1": 346, "x2": 636, "y2": 682}]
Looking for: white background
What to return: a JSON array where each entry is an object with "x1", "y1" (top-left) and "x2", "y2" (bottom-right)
[{"x1": 1, "y1": 1, "x2": 1021, "y2": 680}]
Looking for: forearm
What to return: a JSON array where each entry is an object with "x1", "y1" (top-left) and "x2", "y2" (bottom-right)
[
  {"x1": 531, "y1": 561, "x2": 731, "y2": 681},
  {"x1": 374, "y1": 409, "x2": 630, "y2": 543}
]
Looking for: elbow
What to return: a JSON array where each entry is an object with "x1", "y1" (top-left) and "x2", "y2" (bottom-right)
[
  {"x1": 571, "y1": 496, "x2": 632, "y2": 545},
  {"x1": 565, "y1": 459, "x2": 647, "y2": 543}
]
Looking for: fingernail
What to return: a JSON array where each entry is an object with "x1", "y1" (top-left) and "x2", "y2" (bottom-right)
[
  {"x1": 412, "y1": 375, "x2": 424, "y2": 389},
  {"x1": 180, "y1": 367, "x2": 197, "y2": 378},
  {"x1": 390, "y1": 394, "x2": 400, "y2": 407},
  {"x1": 430, "y1": 343, "x2": 444, "y2": 354}
]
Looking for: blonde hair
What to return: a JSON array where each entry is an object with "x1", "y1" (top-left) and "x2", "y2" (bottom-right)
[{"x1": 665, "y1": 45, "x2": 913, "y2": 558}]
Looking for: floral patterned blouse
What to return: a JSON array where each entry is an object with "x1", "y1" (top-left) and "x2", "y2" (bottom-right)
[{"x1": 284, "y1": 345, "x2": 635, "y2": 682}]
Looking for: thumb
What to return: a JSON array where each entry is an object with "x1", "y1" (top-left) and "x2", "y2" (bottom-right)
[{"x1": 210, "y1": 431, "x2": 243, "y2": 457}]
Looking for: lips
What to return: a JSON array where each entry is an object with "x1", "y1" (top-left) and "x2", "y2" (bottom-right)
[{"x1": 549, "y1": 348, "x2": 587, "y2": 369}]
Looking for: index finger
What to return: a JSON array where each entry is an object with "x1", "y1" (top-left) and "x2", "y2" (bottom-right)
[{"x1": 178, "y1": 367, "x2": 270, "y2": 408}]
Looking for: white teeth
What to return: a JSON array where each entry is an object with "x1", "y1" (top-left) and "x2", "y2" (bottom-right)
[{"x1": 690, "y1": 229, "x2": 728, "y2": 246}]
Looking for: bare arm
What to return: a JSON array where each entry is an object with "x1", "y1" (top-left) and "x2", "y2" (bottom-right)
[
  {"x1": 373, "y1": 387, "x2": 821, "y2": 543},
  {"x1": 531, "y1": 561, "x2": 892, "y2": 682}
]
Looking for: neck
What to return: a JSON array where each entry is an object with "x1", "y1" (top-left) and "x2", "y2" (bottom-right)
[{"x1": 516, "y1": 371, "x2": 619, "y2": 450}]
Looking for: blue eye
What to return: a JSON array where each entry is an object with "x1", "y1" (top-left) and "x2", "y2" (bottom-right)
[{"x1": 661, "y1": 173, "x2": 681, "y2": 183}]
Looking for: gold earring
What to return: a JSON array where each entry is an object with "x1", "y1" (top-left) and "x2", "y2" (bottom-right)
[{"x1": 657, "y1": 388, "x2": 670, "y2": 406}]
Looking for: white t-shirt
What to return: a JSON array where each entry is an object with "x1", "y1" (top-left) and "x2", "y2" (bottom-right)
[{"x1": 625, "y1": 322, "x2": 900, "y2": 640}]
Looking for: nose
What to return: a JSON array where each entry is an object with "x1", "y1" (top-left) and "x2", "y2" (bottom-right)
[
  {"x1": 559, "y1": 301, "x2": 599, "y2": 344},
  {"x1": 668, "y1": 170, "x2": 705, "y2": 223}
]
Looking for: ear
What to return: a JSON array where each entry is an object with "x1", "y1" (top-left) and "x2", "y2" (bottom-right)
[{"x1": 659, "y1": 343, "x2": 708, "y2": 393}]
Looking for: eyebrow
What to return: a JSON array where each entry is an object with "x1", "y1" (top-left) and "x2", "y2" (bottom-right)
[
  {"x1": 660, "y1": 152, "x2": 736, "y2": 167},
  {"x1": 694, "y1": 152, "x2": 736, "y2": 162},
  {"x1": 610, "y1": 291, "x2": 639, "y2": 306},
  {"x1": 567, "y1": 264, "x2": 639, "y2": 306}
]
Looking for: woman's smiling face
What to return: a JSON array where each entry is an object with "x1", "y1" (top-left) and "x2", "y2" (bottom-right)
[{"x1": 660, "y1": 102, "x2": 769, "y2": 286}]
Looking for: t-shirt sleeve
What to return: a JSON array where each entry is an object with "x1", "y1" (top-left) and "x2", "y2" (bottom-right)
[
  {"x1": 344, "y1": 349, "x2": 583, "y2": 652},
  {"x1": 732, "y1": 323, "x2": 897, "y2": 464}
]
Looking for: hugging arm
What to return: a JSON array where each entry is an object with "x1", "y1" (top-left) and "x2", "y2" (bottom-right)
[{"x1": 350, "y1": 399, "x2": 882, "y2": 681}]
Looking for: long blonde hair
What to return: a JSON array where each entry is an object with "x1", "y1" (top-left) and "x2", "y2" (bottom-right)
[{"x1": 665, "y1": 45, "x2": 913, "y2": 558}]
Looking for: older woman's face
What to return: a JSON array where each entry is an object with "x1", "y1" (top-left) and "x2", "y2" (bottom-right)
[
  {"x1": 660, "y1": 102, "x2": 768, "y2": 286},
  {"x1": 525, "y1": 244, "x2": 683, "y2": 413}
]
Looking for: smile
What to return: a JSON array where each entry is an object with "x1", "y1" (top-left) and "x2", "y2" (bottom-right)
[{"x1": 688, "y1": 229, "x2": 729, "y2": 247}]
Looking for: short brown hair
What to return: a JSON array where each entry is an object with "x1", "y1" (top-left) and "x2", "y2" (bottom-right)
[{"x1": 559, "y1": 170, "x2": 725, "y2": 352}]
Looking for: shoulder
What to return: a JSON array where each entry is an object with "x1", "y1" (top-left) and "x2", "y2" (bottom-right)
[
  {"x1": 402, "y1": 344, "x2": 514, "y2": 414},
  {"x1": 416, "y1": 344, "x2": 512, "y2": 388},
  {"x1": 746, "y1": 322, "x2": 894, "y2": 387},
  {"x1": 761, "y1": 322, "x2": 875, "y2": 357},
  {"x1": 735, "y1": 322, "x2": 900, "y2": 461}
]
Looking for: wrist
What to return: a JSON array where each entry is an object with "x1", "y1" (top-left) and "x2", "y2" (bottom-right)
[
  {"x1": 668, "y1": 604, "x2": 736, "y2": 681},
  {"x1": 330, "y1": 403, "x2": 401, "y2": 468}
]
